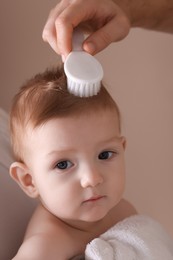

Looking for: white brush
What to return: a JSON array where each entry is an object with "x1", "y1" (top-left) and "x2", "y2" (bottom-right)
[{"x1": 64, "y1": 28, "x2": 103, "y2": 97}]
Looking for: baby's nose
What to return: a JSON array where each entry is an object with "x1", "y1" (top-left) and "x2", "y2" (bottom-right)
[{"x1": 80, "y1": 165, "x2": 103, "y2": 188}]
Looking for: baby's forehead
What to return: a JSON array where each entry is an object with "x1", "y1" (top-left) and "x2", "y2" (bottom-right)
[
  {"x1": 21, "y1": 108, "x2": 121, "y2": 165},
  {"x1": 21, "y1": 107, "x2": 119, "y2": 155},
  {"x1": 24, "y1": 108, "x2": 120, "y2": 150},
  {"x1": 25, "y1": 107, "x2": 118, "y2": 135},
  {"x1": 36, "y1": 106, "x2": 117, "y2": 126}
]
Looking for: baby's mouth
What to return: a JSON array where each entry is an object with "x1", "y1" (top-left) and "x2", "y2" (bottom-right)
[{"x1": 83, "y1": 195, "x2": 105, "y2": 203}]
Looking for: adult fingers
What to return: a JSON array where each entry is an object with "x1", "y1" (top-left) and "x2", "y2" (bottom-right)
[
  {"x1": 83, "y1": 12, "x2": 130, "y2": 55},
  {"x1": 42, "y1": 1, "x2": 70, "y2": 54},
  {"x1": 42, "y1": 0, "x2": 131, "y2": 58}
]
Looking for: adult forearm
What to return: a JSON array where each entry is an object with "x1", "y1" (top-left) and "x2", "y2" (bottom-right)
[{"x1": 114, "y1": 0, "x2": 173, "y2": 33}]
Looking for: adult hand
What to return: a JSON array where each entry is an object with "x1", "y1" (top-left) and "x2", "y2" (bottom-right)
[{"x1": 42, "y1": 0, "x2": 131, "y2": 60}]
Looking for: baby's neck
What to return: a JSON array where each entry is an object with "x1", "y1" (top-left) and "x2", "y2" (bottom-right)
[
  {"x1": 59, "y1": 206, "x2": 117, "y2": 239},
  {"x1": 62, "y1": 217, "x2": 107, "y2": 234}
]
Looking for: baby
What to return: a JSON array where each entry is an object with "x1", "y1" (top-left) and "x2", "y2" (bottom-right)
[{"x1": 9, "y1": 67, "x2": 136, "y2": 259}]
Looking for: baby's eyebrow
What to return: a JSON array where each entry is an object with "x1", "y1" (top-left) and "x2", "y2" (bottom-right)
[
  {"x1": 101, "y1": 136, "x2": 123, "y2": 144},
  {"x1": 46, "y1": 136, "x2": 123, "y2": 157},
  {"x1": 47, "y1": 148, "x2": 76, "y2": 157}
]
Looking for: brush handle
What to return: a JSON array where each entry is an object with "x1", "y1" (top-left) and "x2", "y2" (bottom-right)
[{"x1": 72, "y1": 28, "x2": 85, "y2": 51}]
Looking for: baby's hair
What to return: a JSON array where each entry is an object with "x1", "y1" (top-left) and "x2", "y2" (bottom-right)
[{"x1": 10, "y1": 66, "x2": 121, "y2": 162}]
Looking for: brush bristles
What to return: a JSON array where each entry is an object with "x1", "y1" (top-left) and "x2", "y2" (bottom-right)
[{"x1": 67, "y1": 79, "x2": 101, "y2": 97}]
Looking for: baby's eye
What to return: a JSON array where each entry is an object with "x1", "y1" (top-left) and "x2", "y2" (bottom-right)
[
  {"x1": 98, "y1": 151, "x2": 114, "y2": 160},
  {"x1": 56, "y1": 160, "x2": 73, "y2": 170}
]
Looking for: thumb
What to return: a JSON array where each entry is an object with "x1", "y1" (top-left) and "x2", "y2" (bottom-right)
[{"x1": 83, "y1": 16, "x2": 130, "y2": 55}]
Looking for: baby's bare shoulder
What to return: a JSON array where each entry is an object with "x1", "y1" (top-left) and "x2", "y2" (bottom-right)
[
  {"x1": 13, "y1": 205, "x2": 80, "y2": 260},
  {"x1": 119, "y1": 198, "x2": 137, "y2": 216},
  {"x1": 12, "y1": 232, "x2": 73, "y2": 260},
  {"x1": 110, "y1": 198, "x2": 137, "y2": 224},
  {"x1": 13, "y1": 205, "x2": 83, "y2": 260}
]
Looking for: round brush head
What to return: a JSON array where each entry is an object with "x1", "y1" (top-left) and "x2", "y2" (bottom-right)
[
  {"x1": 64, "y1": 51, "x2": 103, "y2": 97},
  {"x1": 64, "y1": 28, "x2": 103, "y2": 97}
]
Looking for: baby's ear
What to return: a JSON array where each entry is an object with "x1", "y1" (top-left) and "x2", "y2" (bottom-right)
[{"x1": 10, "y1": 162, "x2": 38, "y2": 198}]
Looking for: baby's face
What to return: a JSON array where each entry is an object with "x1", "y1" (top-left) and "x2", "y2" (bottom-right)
[{"x1": 24, "y1": 109, "x2": 126, "y2": 224}]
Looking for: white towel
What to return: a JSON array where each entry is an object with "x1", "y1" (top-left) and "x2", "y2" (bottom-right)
[{"x1": 85, "y1": 215, "x2": 173, "y2": 260}]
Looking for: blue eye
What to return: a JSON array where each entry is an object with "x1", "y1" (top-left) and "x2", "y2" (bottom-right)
[
  {"x1": 56, "y1": 160, "x2": 73, "y2": 170},
  {"x1": 98, "y1": 151, "x2": 113, "y2": 160}
]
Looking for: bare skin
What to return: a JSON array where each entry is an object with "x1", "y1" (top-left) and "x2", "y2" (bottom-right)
[
  {"x1": 11, "y1": 110, "x2": 137, "y2": 260},
  {"x1": 13, "y1": 199, "x2": 137, "y2": 260},
  {"x1": 42, "y1": 0, "x2": 173, "y2": 59}
]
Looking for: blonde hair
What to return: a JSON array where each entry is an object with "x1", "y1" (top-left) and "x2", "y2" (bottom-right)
[{"x1": 10, "y1": 67, "x2": 121, "y2": 162}]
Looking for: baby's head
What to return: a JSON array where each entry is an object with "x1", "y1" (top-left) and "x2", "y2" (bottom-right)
[
  {"x1": 10, "y1": 67, "x2": 126, "y2": 223},
  {"x1": 10, "y1": 67, "x2": 121, "y2": 163}
]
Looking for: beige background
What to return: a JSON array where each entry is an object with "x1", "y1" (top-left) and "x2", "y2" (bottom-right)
[{"x1": 1, "y1": 0, "x2": 173, "y2": 239}]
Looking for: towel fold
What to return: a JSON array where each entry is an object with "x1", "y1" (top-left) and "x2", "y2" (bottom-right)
[{"x1": 85, "y1": 214, "x2": 173, "y2": 260}]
